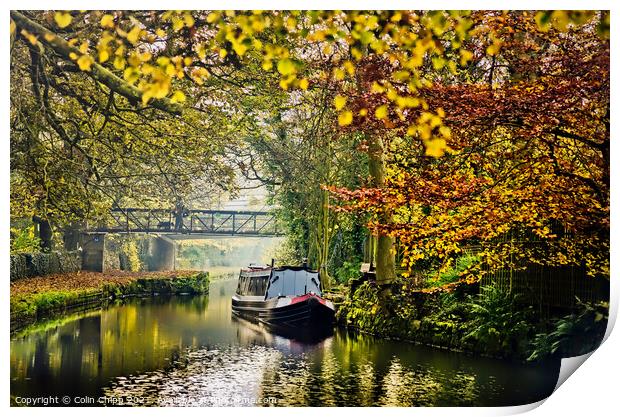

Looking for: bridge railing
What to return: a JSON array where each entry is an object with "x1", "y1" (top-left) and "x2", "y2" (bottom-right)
[{"x1": 89, "y1": 208, "x2": 283, "y2": 236}]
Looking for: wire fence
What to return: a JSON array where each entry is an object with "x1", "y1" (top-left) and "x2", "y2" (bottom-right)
[{"x1": 479, "y1": 263, "x2": 609, "y2": 310}]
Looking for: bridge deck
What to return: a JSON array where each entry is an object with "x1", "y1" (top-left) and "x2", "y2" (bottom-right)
[{"x1": 87, "y1": 208, "x2": 283, "y2": 236}]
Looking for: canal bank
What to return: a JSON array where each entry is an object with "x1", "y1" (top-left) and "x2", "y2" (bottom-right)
[
  {"x1": 10, "y1": 270, "x2": 209, "y2": 332},
  {"x1": 334, "y1": 278, "x2": 608, "y2": 362}
]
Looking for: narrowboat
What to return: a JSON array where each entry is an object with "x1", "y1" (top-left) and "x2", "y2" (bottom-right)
[{"x1": 231, "y1": 262, "x2": 335, "y2": 329}]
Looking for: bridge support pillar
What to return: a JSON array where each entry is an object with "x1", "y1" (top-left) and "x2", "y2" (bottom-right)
[
  {"x1": 80, "y1": 233, "x2": 106, "y2": 272},
  {"x1": 148, "y1": 235, "x2": 177, "y2": 271}
]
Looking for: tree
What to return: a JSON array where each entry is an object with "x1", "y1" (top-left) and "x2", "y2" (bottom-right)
[
  {"x1": 10, "y1": 11, "x2": 242, "y2": 243},
  {"x1": 10, "y1": 10, "x2": 608, "y2": 286},
  {"x1": 328, "y1": 11, "x2": 609, "y2": 280}
]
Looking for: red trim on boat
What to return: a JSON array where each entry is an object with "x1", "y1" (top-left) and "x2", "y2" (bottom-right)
[{"x1": 290, "y1": 293, "x2": 327, "y2": 305}]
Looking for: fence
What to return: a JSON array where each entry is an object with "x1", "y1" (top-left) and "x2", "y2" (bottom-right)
[
  {"x1": 480, "y1": 263, "x2": 609, "y2": 310},
  {"x1": 462, "y1": 221, "x2": 608, "y2": 309}
]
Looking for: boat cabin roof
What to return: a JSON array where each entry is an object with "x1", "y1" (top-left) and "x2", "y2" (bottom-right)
[{"x1": 236, "y1": 265, "x2": 322, "y2": 299}]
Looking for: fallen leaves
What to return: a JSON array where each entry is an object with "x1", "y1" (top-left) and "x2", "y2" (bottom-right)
[{"x1": 10, "y1": 270, "x2": 200, "y2": 299}]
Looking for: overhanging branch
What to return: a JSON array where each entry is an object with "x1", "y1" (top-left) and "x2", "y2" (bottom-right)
[{"x1": 11, "y1": 11, "x2": 183, "y2": 116}]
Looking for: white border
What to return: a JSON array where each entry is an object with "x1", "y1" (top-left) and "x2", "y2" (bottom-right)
[{"x1": 2, "y1": 2, "x2": 617, "y2": 416}]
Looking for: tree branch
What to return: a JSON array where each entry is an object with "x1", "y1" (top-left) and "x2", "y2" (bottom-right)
[{"x1": 11, "y1": 11, "x2": 183, "y2": 116}]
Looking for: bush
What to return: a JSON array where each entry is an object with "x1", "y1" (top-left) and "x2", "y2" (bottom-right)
[
  {"x1": 425, "y1": 254, "x2": 479, "y2": 288},
  {"x1": 463, "y1": 286, "x2": 534, "y2": 355},
  {"x1": 10, "y1": 226, "x2": 41, "y2": 254},
  {"x1": 337, "y1": 282, "x2": 396, "y2": 335},
  {"x1": 121, "y1": 239, "x2": 143, "y2": 271},
  {"x1": 334, "y1": 258, "x2": 362, "y2": 284},
  {"x1": 528, "y1": 301, "x2": 608, "y2": 361},
  {"x1": 339, "y1": 278, "x2": 542, "y2": 358}
]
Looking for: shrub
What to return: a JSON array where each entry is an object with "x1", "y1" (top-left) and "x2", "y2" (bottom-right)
[
  {"x1": 337, "y1": 282, "x2": 395, "y2": 335},
  {"x1": 334, "y1": 258, "x2": 362, "y2": 284},
  {"x1": 528, "y1": 301, "x2": 608, "y2": 361},
  {"x1": 425, "y1": 254, "x2": 479, "y2": 288},
  {"x1": 10, "y1": 226, "x2": 41, "y2": 254},
  {"x1": 463, "y1": 286, "x2": 534, "y2": 355},
  {"x1": 121, "y1": 239, "x2": 143, "y2": 271}
]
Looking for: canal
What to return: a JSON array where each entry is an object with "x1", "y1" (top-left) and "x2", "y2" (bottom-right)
[{"x1": 11, "y1": 279, "x2": 560, "y2": 407}]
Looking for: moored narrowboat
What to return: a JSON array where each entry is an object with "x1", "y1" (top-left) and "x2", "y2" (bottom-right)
[{"x1": 231, "y1": 262, "x2": 335, "y2": 329}]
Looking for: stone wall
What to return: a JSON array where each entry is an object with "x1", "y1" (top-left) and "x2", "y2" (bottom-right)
[{"x1": 10, "y1": 251, "x2": 81, "y2": 281}]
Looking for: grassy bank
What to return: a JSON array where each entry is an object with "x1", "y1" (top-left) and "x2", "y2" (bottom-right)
[{"x1": 10, "y1": 270, "x2": 209, "y2": 331}]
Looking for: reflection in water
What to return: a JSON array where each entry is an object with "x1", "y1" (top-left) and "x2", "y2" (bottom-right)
[{"x1": 11, "y1": 279, "x2": 560, "y2": 406}]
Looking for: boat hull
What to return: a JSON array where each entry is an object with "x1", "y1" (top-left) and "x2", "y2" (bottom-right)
[{"x1": 232, "y1": 293, "x2": 335, "y2": 329}]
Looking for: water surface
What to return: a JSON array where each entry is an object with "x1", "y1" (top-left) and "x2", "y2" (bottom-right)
[{"x1": 11, "y1": 279, "x2": 560, "y2": 406}]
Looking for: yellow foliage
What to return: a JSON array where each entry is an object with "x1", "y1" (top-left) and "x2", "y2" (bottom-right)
[
  {"x1": 98, "y1": 49, "x2": 109, "y2": 63},
  {"x1": 170, "y1": 90, "x2": 186, "y2": 103},
  {"x1": 262, "y1": 59, "x2": 273, "y2": 71},
  {"x1": 79, "y1": 41, "x2": 89, "y2": 54},
  {"x1": 100, "y1": 14, "x2": 115, "y2": 29},
  {"x1": 123, "y1": 67, "x2": 139, "y2": 84},
  {"x1": 459, "y1": 49, "x2": 473, "y2": 66},
  {"x1": 343, "y1": 60, "x2": 355, "y2": 75},
  {"x1": 333, "y1": 67, "x2": 345, "y2": 80},
  {"x1": 371, "y1": 81, "x2": 385, "y2": 93},
  {"x1": 334, "y1": 95, "x2": 347, "y2": 110},
  {"x1": 277, "y1": 58, "x2": 295, "y2": 75},
  {"x1": 126, "y1": 26, "x2": 142, "y2": 44},
  {"x1": 183, "y1": 13, "x2": 195, "y2": 28},
  {"x1": 54, "y1": 12, "x2": 73, "y2": 29},
  {"x1": 76, "y1": 55, "x2": 94, "y2": 71},
  {"x1": 486, "y1": 39, "x2": 503, "y2": 56},
  {"x1": 338, "y1": 111, "x2": 353, "y2": 126},
  {"x1": 113, "y1": 55, "x2": 126, "y2": 70},
  {"x1": 207, "y1": 12, "x2": 219, "y2": 23},
  {"x1": 20, "y1": 30, "x2": 38, "y2": 46},
  {"x1": 190, "y1": 67, "x2": 210, "y2": 84},
  {"x1": 375, "y1": 105, "x2": 388, "y2": 120}
]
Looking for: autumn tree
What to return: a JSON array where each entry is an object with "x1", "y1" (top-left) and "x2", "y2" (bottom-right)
[
  {"x1": 329, "y1": 11, "x2": 610, "y2": 281},
  {"x1": 10, "y1": 10, "x2": 608, "y2": 287}
]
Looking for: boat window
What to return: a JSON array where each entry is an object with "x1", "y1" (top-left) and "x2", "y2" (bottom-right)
[
  {"x1": 251, "y1": 277, "x2": 259, "y2": 296},
  {"x1": 256, "y1": 277, "x2": 265, "y2": 295},
  {"x1": 239, "y1": 275, "x2": 267, "y2": 296},
  {"x1": 242, "y1": 276, "x2": 251, "y2": 295}
]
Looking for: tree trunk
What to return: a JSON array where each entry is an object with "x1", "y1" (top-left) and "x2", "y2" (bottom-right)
[
  {"x1": 314, "y1": 188, "x2": 333, "y2": 291},
  {"x1": 39, "y1": 218, "x2": 53, "y2": 252},
  {"x1": 367, "y1": 135, "x2": 396, "y2": 285}
]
